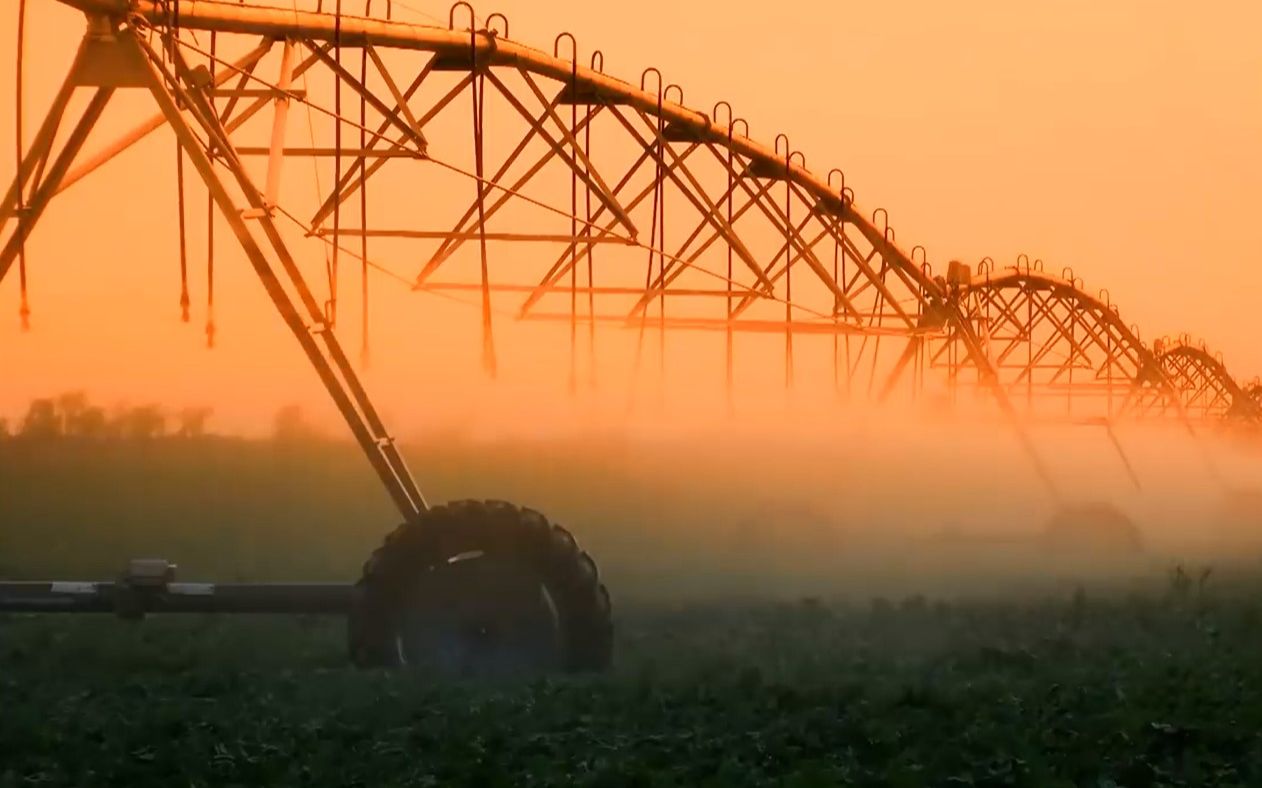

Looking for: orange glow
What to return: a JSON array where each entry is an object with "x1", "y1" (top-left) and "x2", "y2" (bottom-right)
[{"x1": 2, "y1": 0, "x2": 1260, "y2": 437}]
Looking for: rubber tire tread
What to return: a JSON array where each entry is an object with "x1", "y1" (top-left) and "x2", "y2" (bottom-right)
[{"x1": 348, "y1": 500, "x2": 613, "y2": 672}]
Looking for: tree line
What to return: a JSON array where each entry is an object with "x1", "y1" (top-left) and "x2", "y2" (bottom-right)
[{"x1": 0, "y1": 393, "x2": 322, "y2": 443}]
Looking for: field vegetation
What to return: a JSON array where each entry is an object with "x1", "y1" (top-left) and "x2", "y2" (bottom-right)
[{"x1": 3, "y1": 394, "x2": 1262, "y2": 785}]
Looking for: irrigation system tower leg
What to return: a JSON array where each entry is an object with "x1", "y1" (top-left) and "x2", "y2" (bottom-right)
[
  {"x1": 0, "y1": 19, "x2": 426, "y2": 524},
  {"x1": 132, "y1": 28, "x2": 426, "y2": 522}
]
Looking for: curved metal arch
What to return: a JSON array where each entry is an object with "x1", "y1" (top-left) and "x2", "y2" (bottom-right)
[
  {"x1": 56, "y1": 0, "x2": 944, "y2": 298},
  {"x1": 9, "y1": 0, "x2": 1248, "y2": 462},
  {"x1": 28, "y1": 0, "x2": 1006, "y2": 407},
  {"x1": 955, "y1": 266, "x2": 1183, "y2": 420},
  {"x1": 1246, "y1": 381, "x2": 1262, "y2": 410},
  {"x1": 0, "y1": 0, "x2": 1075, "y2": 506},
  {"x1": 966, "y1": 267, "x2": 1151, "y2": 360},
  {"x1": 1154, "y1": 340, "x2": 1260, "y2": 422}
]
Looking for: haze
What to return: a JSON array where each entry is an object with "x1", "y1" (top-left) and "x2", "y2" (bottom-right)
[{"x1": 1, "y1": 0, "x2": 1260, "y2": 438}]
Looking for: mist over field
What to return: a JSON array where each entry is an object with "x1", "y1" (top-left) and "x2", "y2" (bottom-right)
[
  {"x1": 4, "y1": 0, "x2": 1262, "y2": 781},
  {"x1": 4, "y1": 404, "x2": 1260, "y2": 601},
  {"x1": 8, "y1": 399, "x2": 1262, "y2": 785}
]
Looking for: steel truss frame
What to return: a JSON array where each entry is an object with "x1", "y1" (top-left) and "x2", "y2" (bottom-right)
[
  {"x1": 1, "y1": 0, "x2": 1256, "y2": 528},
  {"x1": 942, "y1": 264, "x2": 1259, "y2": 427},
  {"x1": 1154, "y1": 339, "x2": 1260, "y2": 423},
  {"x1": 1, "y1": 0, "x2": 1257, "y2": 624}
]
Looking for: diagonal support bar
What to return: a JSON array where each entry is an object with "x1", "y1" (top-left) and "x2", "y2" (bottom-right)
[
  {"x1": 1, "y1": 88, "x2": 114, "y2": 285},
  {"x1": 0, "y1": 35, "x2": 91, "y2": 235},
  {"x1": 129, "y1": 26, "x2": 426, "y2": 521}
]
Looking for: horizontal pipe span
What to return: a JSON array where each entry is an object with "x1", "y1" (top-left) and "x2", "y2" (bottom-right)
[
  {"x1": 0, "y1": 581, "x2": 356, "y2": 615},
  {"x1": 317, "y1": 229, "x2": 634, "y2": 243},
  {"x1": 520, "y1": 312, "x2": 939, "y2": 337},
  {"x1": 417, "y1": 282, "x2": 744, "y2": 296},
  {"x1": 233, "y1": 147, "x2": 423, "y2": 158}
]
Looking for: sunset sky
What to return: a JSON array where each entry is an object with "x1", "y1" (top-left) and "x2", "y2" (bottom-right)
[{"x1": 2, "y1": 0, "x2": 1260, "y2": 436}]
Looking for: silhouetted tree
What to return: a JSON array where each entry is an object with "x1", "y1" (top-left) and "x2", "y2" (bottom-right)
[
  {"x1": 50, "y1": 391, "x2": 109, "y2": 439},
  {"x1": 56, "y1": 391, "x2": 88, "y2": 434},
  {"x1": 20, "y1": 398, "x2": 60, "y2": 439},
  {"x1": 115, "y1": 404, "x2": 166, "y2": 440},
  {"x1": 103, "y1": 404, "x2": 129, "y2": 440},
  {"x1": 176, "y1": 407, "x2": 213, "y2": 438},
  {"x1": 9, "y1": 394, "x2": 217, "y2": 442},
  {"x1": 71, "y1": 406, "x2": 107, "y2": 439},
  {"x1": 273, "y1": 404, "x2": 319, "y2": 443}
]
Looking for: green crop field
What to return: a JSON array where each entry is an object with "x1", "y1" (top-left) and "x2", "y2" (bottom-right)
[{"x1": 3, "y1": 436, "x2": 1262, "y2": 786}]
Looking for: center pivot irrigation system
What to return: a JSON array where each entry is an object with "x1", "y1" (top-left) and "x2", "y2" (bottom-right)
[{"x1": 1, "y1": 0, "x2": 1257, "y2": 674}]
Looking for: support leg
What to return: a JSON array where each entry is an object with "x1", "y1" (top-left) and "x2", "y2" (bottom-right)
[{"x1": 130, "y1": 28, "x2": 426, "y2": 522}]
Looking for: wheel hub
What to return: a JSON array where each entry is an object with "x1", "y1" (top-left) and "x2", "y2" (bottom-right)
[{"x1": 396, "y1": 552, "x2": 562, "y2": 677}]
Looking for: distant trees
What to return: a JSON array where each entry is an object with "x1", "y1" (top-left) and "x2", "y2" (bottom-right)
[
  {"x1": 2, "y1": 393, "x2": 213, "y2": 443},
  {"x1": 177, "y1": 407, "x2": 214, "y2": 438},
  {"x1": 272, "y1": 404, "x2": 323, "y2": 443},
  {"x1": 114, "y1": 404, "x2": 167, "y2": 440},
  {"x1": 20, "y1": 398, "x2": 60, "y2": 439},
  {"x1": 58, "y1": 391, "x2": 108, "y2": 439},
  {"x1": 1, "y1": 394, "x2": 330, "y2": 445},
  {"x1": 73, "y1": 407, "x2": 108, "y2": 439}
]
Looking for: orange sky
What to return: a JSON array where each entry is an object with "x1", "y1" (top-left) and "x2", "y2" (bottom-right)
[{"x1": 2, "y1": 0, "x2": 1260, "y2": 436}]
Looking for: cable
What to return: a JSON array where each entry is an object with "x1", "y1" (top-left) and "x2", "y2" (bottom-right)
[
  {"x1": 292, "y1": 0, "x2": 335, "y2": 329},
  {"x1": 206, "y1": 30, "x2": 216, "y2": 347},
  {"x1": 15, "y1": 0, "x2": 29, "y2": 331},
  {"x1": 175, "y1": 142, "x2": 190, "y2": 322},
  {"x1": 328, "y1": 0, "x2": 343, "y2": 328},
  {"x1": 471, "y1": 25, "x2": 496, "y2": 377},
  {"x1": 273, "y1": 202, "x2": 915, "y2": 349},
  {"x1": 583, "y1": 90, "x2": 597, "y2": 389},
  {"x1": 632, "y1": 83, "x2": 665, "y2": 394},
  {"x1": 359, "y1": 12, "x2": 371, "y2": 366},
  {"x1": 725, "y1": 121, "x2": 734, "y2": 404},
  {"x1": 783, "y1": 146, "x2": 793, "y2": 388},
  {"x1": 161, "y1": 2, "x2": 192, "y2": 324},
  {"x1": 273, "y1": 203, "x2": 519, "y2": 322},
  {"x1": 568, "y1": 55, "x2": 578, "y2": 393}
]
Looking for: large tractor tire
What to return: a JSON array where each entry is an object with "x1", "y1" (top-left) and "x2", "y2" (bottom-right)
[{"x1": 348, "y1": 500, "x2": 612, "y2": 676}]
